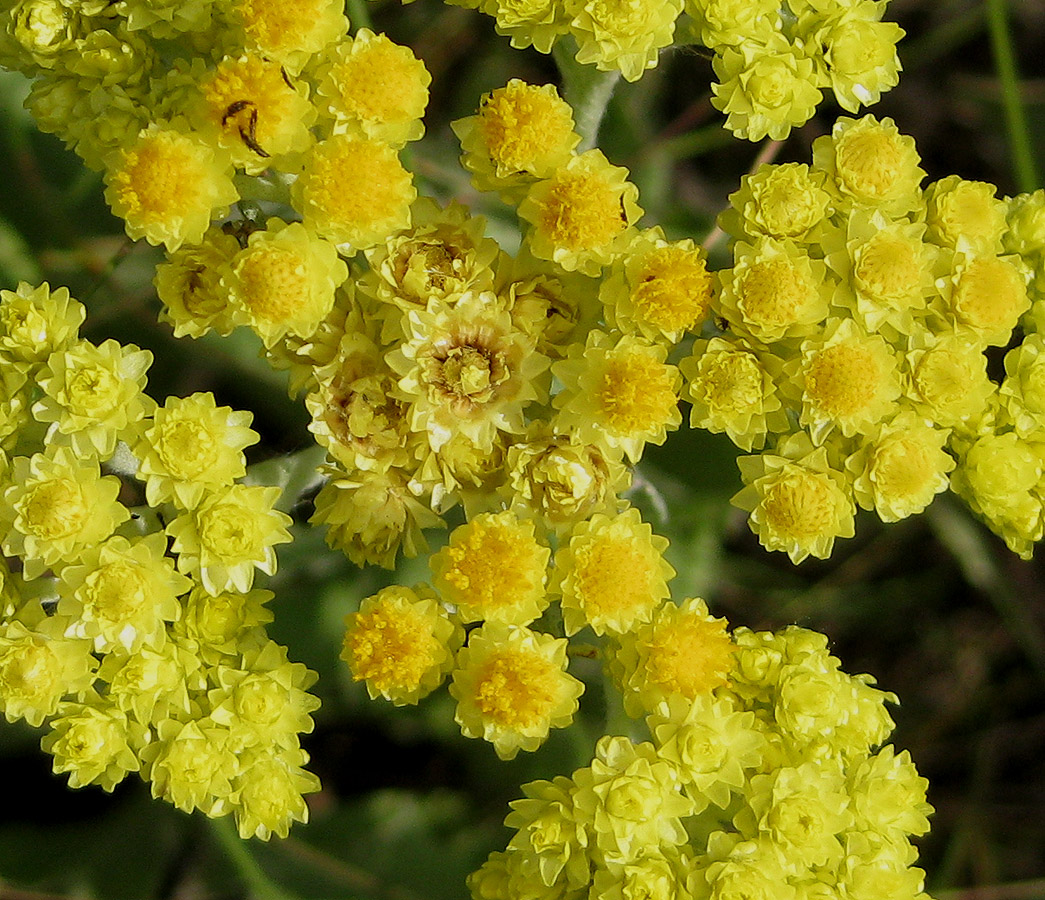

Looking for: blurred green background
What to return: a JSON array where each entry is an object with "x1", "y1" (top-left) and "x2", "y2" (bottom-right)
[{"x1": 1, "y1": 0, "x2": 1044, "y2": 898}]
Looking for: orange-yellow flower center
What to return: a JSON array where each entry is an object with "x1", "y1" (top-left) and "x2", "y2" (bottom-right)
[
  {"x1": 805, "y1": 341, "x2": 881, "y2": 418},
  {"x1": 538, "y1": 171, "x2": 627, "y2": 252},
  {"x1": 473, "y1": 650, "x2": 558, "y2": 728},
  {"x1": 763, "y1": 470, "x2": 835, "y2": 540},
  {"x1": 643, "y1": 613, "x2": 735, "y2": 698},
  {"x1": 23, "y1": 479, "x2": 88, "y2": 539},
  {"x1": 594, "y1": 353, "x2": 677, "y2": 435},
  {"x1": 633, "y1": 247, "x2": 713, "y2": 331},
  {"x1": 345, "y1": 604, "x2": 436, "y2": 692}
]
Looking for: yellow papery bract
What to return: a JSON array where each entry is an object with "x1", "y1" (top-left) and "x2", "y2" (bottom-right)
[
  {"x1": 926, "y1": 175, "x2": 1008, "y2": 254},
  {"x1": 311, "y1": 465, "x2": 443, "y2": 569},
  {"x1": 681, "y1": 336, "x2": 787, "y2": 452},
  {"x1": 611, "y1": 597, "x2": 734, "y2": 717},
  {"x1": 847, "y1": 412, "x2": 955, "y2": 523},
  {"x1": 231, "y1": 0, "x2": 348, "y2": 73},
  {"x1": 788, "y1": 317, "x2": 902, "y2": 443},
  {"x1": 57, "y1": 532, "x2": 191, "y2": 654},
  {"x1": 0, "y1": 281, "x2": 84, "y2": 366},
  {"x1": 552, "y1": 508, "x2": 674, "y2": 636},
  {"x1": 133, "y1": 392, "x2": 259, "y2": 509},
  {"x1": 42, "y1": 699, "x2": 145, "y2": 791},
  {"x1": 432, "y1": 511, "x2": 551, "y2": 626},
  {"x1": 453, "y1": 79, "x2": 579, "y2": 201},
  {"x1": 294, "y1": 133, "x2": 415, "y2": 249},
  {"x1": 315, "y1": 29, "x2": 430, "y2": 147},
  {"x1": 233, "y1": 749, "x2": 321, "y2": 840},
  {"x1": 0, "y1": 615, "x2": 94, "y2": 727},
  {"x1": 32, "y1": 337, "x2": 156, "y2": 459},
  {"x1": 195, "y1": 54, "x2": 315, "y2": 174},
  {"x1": 518, "y1": 149, "x2": 642, "y2": 276},
  {"x1": 389, "y1": 290, "x2": 549, "y2": 453},
  {"x1": 734, "y1": 434, "x2": 856, "y2": 564},
  {"x1": 154, "y1": 226, "x2": 241, "y2": 339},
  {"x1": 224, "y1": 218, "x2": 349, "y2": 347},
  {"x1": 812, "y1": 115, "x2": 925, "y2": 216},
  {"x1": 103, "y1": 123, "x2": 238, "y2": 251},
  {"x1": 552, "y1": 330, "x2": 681, "y2": 463},
  {"x1": 715, "y1": 238, "x2": 833, "y2": 345},
  {"x1": 718, "y1": 162, "x2": 834, "y2": 245},
  {"x1": 568, "y1": 0, "x2": 685, "y2": 84},
  {"x1": 166, "y1": 483, "x2": 293, "y2": 595},
  {"x1": 0, "y1": 446, "x2": 130, "y2": 579},
  {"x1": 600, "y1": 228, "x2": 714, "y2": 343},
  {"x1": 711, "y1": 35, "x2": 823, "y2": 141},
  {"x1": 342, "y1": 584, "x2": 463, "y2": 705},
  {"x1": 451, "y1": 622, "x2": 584, "y2": 760}
]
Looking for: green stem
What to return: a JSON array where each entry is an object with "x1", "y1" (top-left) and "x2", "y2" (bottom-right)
[
  {"x1": 210, "y1": 815, "x2": 292, "y2": 900},
  {"x1": 985, "y1": 0, "x2": 1040, "y2": 192},
  {"x1": 552, "y1": 37, "x2": 620, "y2": 152},
  {"x1": 345, "y1": 0, "x2": 374, "y2": 33}
]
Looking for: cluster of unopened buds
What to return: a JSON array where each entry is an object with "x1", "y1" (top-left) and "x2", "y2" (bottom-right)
[{"x1": 1, "y1": 0, "x2": 1040, "y2": 896}]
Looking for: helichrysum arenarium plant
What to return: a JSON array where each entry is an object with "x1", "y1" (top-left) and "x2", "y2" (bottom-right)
[{"x1": 0, "y1": 0, "x2": 1041, "y2": 896}]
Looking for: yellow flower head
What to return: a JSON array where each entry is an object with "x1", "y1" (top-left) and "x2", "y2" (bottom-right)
[
  {"x1": 32, "y1": 338, "x2": 156, "y2": 459},
  {"x1": 0, "y1": 446, "x2": 130, "y2": 579},
  {"x1": 716, "y1": 238, "x2": 833, "y2": 345},
  {"x1": 925, "y1": 175, "x2": 1007, "y2": 254},
  {"x1": 453, "y1": 79, "x2": 579, "y2": 200},
  {"x1": 690, "y1": 0, "x2": 780, "y2": 49},
  {"x1": 812, "y1": 115, "x2": 925, "y2": 215},
  {"x1": 719, "y1": 162, "x2": 834, "y2": 244},
  {"x1": 906, "y1": 331, "x2": 995, "y2": 429},
  {"x1": 104, "y1": 123, "x2": 238, "y2": 251},
  {"x1": 788, "y1": 318, "x2": 902, "y2": 443},
  {"x1": 518, "y1": 150, "x2": 642, "y2": 276},
  {"x1": 133, "y1": 392, "x2": 259, "y2": 508},
  {"x1": 166, "y1": 483, "x2": 293, "y2": 595},
  {"x1": 147, "y1": 718, "x2": 238, "y2": 816},
  {"x1": 680, "y1": 336, "x2": 787, "y2": 452},
  {"x1": 305, "y1": 331, "x2": 411, "y2": 472},
  {"x1": 177, "y1": 586, "x2": 274, "y2": 660},
  {"x1": 154, "y1": 227, "x2": 240, "y2": 339},
  {"x1": 450, "y1": 622, "x2": 584, "y2": 759},
  {"x1": 503, "y1": 424, "x2": 631, "y2": 528},
  {"x1": 388, "y1": 291, "x2": 549, "y2": 453},
  {"x1": 847, "y1": 412, "x2": 954, "y2": 523},
  {"x1": 600, "y1": 228, "x2": 714, "y2": 342},
  {"x1": 341, "y1": 584, "x2": 463, "y2": 705},
  {"x1": 711, "y1": 35, "x2": 823, "y2": 141},
  {"x1": 569, "y1": 0, "x2": 685, "y2": 83},
  {"x1": 473, "y1": 0, "x2": 568, "y2": 54},
  {"x1": 233, "y1": 749, "x2": 320, "y2": 839},
  {"x1": 826, "y1": 210, "x2": 936, "y2": 336},
  {"x1": 733, "y1": 434, "x2": 856, "y2": 563},
  {"x1": 231, "y1": 0, "x2": 348, "y2": 73},
  {"x1": 195, "y1": 54, "x2": 315, "y2": 173},
  {"x1": 612, "y1": 597, "x2": 735, "y2": 717},
  {"x1": 941, "y1": 253, "x2": 1029, "y2": 348},
  {"x1": 315, "y1": 30, "x2": 431, "y2": 147},
  {"x1": 0, "y1": 281, "x2": 84, "y2": 366},
  {"x1": 57, "y1": 532, "x2": 191, "y2": 653},
  {"x1": 0, "y1": 616, "x2": 93, "y2": 728},
  {"x1": 363, "y1": 198, "x2": 501, "y2": 318},
  {"x1": 311, "y1": 465, "x2": 443, "y2": 569},
  {"x1": 42, "y1": 700, "x2": 144, "y2": 792},
  {"x1": 552, "y1": 330, "x2": 681, "y2": 463},
  {"x1": 551, "y1": 508, "x2": 674, "y2": 636},
  {"x1": 431, "y1": 511, "x2": 551, "y2": 625},
  {"x1": 814, "y1": 2, "x2": 904, "y2": 114},
  {"x1": 294, "y1": 133, "x2": 415, "y2": 249},
  {"x1": 224, "y1": 218, "x2": 348, "y2": 347},
  {"x1": 1000, "y1": 334, "x2": 1045, "y2": 438}
]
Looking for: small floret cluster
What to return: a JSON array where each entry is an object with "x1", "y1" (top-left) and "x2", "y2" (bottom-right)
[
  {"x1": 0, "y1": 283, "x2": 318, "y2": 840},
  {"x1": 434, "y1": 0, "x2": 902, "y2": 138},
  {"x1": 342, "y1": 506, "x2": 682, "y2": 757},
  {"x1": 693, "y1": 114, "x2": 1045, "y2": 560},
  {"x1": 470, "y1": 622, "x2": 934, "y2": 900}
]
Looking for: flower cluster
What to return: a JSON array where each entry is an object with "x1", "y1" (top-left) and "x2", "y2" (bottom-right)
[
  {"x1": 694, "y1": 114, "x2": 1045, "y2": 560},
  {"x1": 0, "y1": 283, "x2": 318, "y2": 840},
  {"x1": 697, "y1": 0, "x2": 904, "y2": 140},
  {"x1": 471, "y1": 620, "x2": 934, "y2": 900}
]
